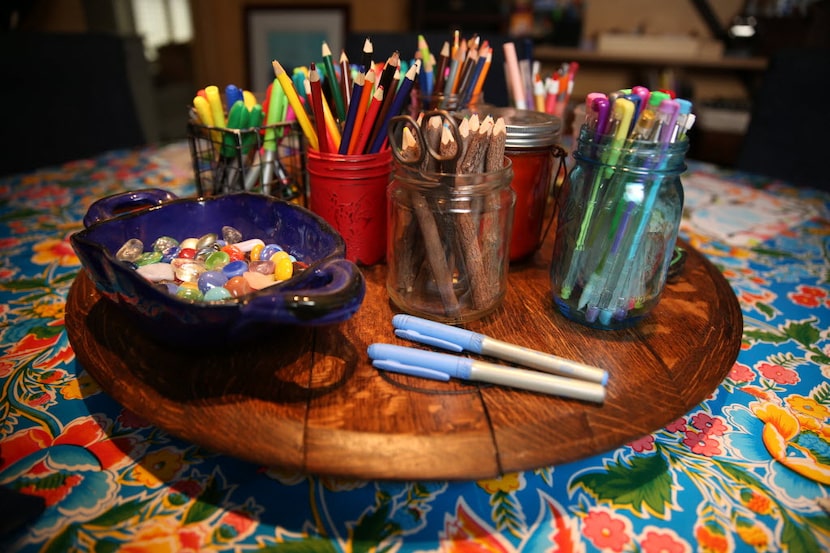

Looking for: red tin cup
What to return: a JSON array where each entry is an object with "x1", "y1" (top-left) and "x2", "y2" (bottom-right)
[{"x1": 307, "y1": 148, "x2": 392, "y2": 265}]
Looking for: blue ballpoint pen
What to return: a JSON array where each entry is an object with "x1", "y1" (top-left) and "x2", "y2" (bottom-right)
[
  {"x1": 368, "y1": 343, "x2": 607, "y2": 403},
  {"x1": 392, "y1": 314, "x2": 608, "y2": 385}
]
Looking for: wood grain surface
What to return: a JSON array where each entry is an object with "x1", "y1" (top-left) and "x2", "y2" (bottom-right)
[{"x1": 66, "y1": 236, "x2": 742, "y2": 481}]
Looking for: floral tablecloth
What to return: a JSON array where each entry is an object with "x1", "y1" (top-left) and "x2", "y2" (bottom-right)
[{"x1": 1, "y1": 143, "x2": 828, "y2": 552}]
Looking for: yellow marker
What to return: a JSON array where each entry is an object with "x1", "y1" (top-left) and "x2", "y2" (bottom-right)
[
  {"x1": 193, "y1": 95, "x2": 222, "y2": 146},
  {"x1": 204, "y1": 85, "x2": 226, "y2": 128},
  {"x1": 192, "y1": 96, "x2": 213, "y2": 126},
  {"x1": 272, "y1": 60, "x2": 318, "y2": 151},
  {"x1": 242, "y1": 89, "x2": 257, "y2": 109}
]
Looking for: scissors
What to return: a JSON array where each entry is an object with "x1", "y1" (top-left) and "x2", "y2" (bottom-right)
[{"x1": 387, "y1": 109, "x2": 463, "y2": 172}]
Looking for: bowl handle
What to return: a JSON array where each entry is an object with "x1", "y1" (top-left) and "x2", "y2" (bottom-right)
[
  {"x1": 240, "y1": 258, "x2": 365, "y2": 326},
  {"x1": 83, "y1": 189, "x2": 179, "y2": 228}
]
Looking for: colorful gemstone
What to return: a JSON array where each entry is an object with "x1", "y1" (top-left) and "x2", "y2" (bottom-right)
[
  {"x1": 221, "y1": 260, "x2": 248, "y2": 279},
  {"x1": 272, "y1": 251, "x2": 294, "y2": 281},
  {"x1": 203, "y1": 286, "x2": 233, "y2": 301},
  {"x1": 204, "y1": 250, "x2": 231, "y2": 270},
  {"x1": 136, "y1": 262, "x2": 175, "y2": 282},
  {"x1": 224, "y1": 276, "x2": 253, "y2": 298},
  {"x1": 198, "y1": 270, "x2": 229, "y2": 293},
  {"x1": 116, "y1": 238, "x2": 144, "y2": 262},
  {"x1": 134, "y1": 251, "x2": 163, "y2": 266}
]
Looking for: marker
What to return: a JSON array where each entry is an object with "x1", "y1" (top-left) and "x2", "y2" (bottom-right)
[
  {"x1": 225, "y1": 84, "x2": 244, "y2": 111},
  {"x1": 368, "y1": 343, "x2": 606, "y2": 403},
  {"x1": 192, "y1": 95, "x2": 213, "y2": 127},
  {"x1": 204, "y1": 85, "x2": 226, "y2": 128},
  {"x1": 392, "y1": 314, "x2": 608, "y2": 384},
  {"x1": 261, "y1": 79, "x2": 286, "y2": 194}
]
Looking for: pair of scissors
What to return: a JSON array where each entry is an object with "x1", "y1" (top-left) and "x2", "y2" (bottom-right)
[{"x1": 387, "y1": 109, "x2": 463, "y2": 173}]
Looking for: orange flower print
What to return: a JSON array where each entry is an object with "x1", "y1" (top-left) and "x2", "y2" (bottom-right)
[
  {"x1": 735, "y1": 517, "x2": 770, "y2": 550},
  {"x1": 33, "y1": 301, "x2": 65, "y2": 320},
  {"x1": 740, "y1": 488, "x2": 774, "y2": 515},
  {"x1": 695, "y1": 523, "x2": 729, "y2": 553},
  {"x1": 786, "y1": 395, "x2": 830, "y2": 421},
  {"x1": 130, "y1": 448, "x2": 186, "y2": 488},
  {"x1": 477, "y1": 472, "x2": 522, "y2": 494},
  {"x1": 789, "y1": 285, "x2": 829, "y2": 308},
  {"x1": 32, "y1": 237, "x2": 79, "y2": 267},
  {"x1": 60, "y1": 371, "x2": 102, "y2": 400}
]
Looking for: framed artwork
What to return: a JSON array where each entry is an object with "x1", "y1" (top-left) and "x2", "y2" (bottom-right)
[{"x1": 246, "y1": 5, "x2": 350, "y2": 93}]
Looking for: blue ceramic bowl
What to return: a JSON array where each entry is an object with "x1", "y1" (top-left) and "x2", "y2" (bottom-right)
[{"x1": 71, "y1": 189, "x2": 365, "y2": 345}]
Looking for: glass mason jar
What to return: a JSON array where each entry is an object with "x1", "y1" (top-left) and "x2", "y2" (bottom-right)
[
  {"x1": 417, "y1": 92, "x2": 484, "y2": 114},
  {"x1": 549, "y1": 126, "x2": 687, "y2": 330},
  {"x1": 387, "y1": 160, "x2": 515, "y2": 323}
]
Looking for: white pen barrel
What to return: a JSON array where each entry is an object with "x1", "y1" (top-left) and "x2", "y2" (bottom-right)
[
  {"x1": 469, "y1": 361, "x2": 606, "y2": 403},
  {"x1": 481, "y1": 338, "x2": 607, "y2": 384}
]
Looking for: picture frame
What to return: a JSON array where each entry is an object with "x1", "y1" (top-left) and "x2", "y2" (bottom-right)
[{"x1": 246, "y1": 5, "x2": 350, "y2": 93}]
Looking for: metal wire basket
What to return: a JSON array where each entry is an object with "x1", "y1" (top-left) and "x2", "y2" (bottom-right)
[{"x1": 187, "y1": 119, "x2": 306, "y2": 204}]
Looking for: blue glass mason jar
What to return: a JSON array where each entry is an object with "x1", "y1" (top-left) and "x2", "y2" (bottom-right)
[{"x1": 549, "y1": 126, "x2": 687, "y2": 329}]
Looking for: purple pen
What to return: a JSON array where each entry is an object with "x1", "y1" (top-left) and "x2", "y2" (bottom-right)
[
  {"x1": 583, "y1": 92, "x2": 606, "y2": 135},
  {"x1": 657, "y1": 99, "x2": 681, "y2": 143},
  {"x1": 591, "y1": 96, "x2": 611, "y2": 137}
]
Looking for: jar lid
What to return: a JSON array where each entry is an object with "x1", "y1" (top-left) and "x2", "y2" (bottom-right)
[{"x1": 460, "y1": 107, "x2": 561, "y2": 148}]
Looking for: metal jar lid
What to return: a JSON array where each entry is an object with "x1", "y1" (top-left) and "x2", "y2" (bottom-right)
[{"x1": 460, "y1": 107, "x2": 562, "y2": 149}]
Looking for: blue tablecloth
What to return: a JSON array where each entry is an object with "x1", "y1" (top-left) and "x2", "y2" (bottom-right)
[{"x1": 1, "y1": 143, "x2": 828, "y2": 552}]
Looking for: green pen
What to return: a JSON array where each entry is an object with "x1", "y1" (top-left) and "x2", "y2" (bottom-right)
[
  {"x1": 218, "y1": 101, "x2": 249, "y2": 193},
  {"x1": 262, "y1": 81, "x2": 287, "y2": 194},
  {"x1": 560, "y1": 98, "x2": 634, "y2": 300}
]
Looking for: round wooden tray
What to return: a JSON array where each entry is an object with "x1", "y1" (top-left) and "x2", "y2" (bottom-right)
[{"x1": 66, "y1": 239, "x2": 742, "y2": 480}]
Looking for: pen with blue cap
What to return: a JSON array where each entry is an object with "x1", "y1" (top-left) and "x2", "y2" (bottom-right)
[
  {"x1": 368, "y1": 343, "x2": 606, "y2": 403},
  {"x1": 392, "y1": 314, "x2": 608, "y2": 385}
]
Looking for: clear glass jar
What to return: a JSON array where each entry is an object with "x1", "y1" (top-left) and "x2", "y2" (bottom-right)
[
  {"x1": 387, "y1": 160, "x2": 515, "y2": 323},
  {"x1": 549, "y1": 126, "x2": 687, "y2": 329}
]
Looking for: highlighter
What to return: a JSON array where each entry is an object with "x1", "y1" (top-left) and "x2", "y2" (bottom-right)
[
  {"x1": 242, "y1": 89, "x2": 257, "y2": 109},
  {"x1": 204, "y1": 85, "x2": 226, "y2": 128},
  {"x1": 225, "y1": 85, "x2": 244, "y2": 111}
]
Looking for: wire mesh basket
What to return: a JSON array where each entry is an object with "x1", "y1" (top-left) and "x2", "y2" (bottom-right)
[{"x1": 187, "y1": 120, "x2": 306, "y2": 204}]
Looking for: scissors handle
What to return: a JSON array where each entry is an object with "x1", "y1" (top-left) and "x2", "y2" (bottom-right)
[
  {"x1": 388, "y1": 114, "x2": 426, "y2": 166},
  {"x1": 421, "y1": 109, "x2": 462, "y2": 164},
  {"x1": 387, "y1": 110, "x2": 463, "y2": 170}
]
